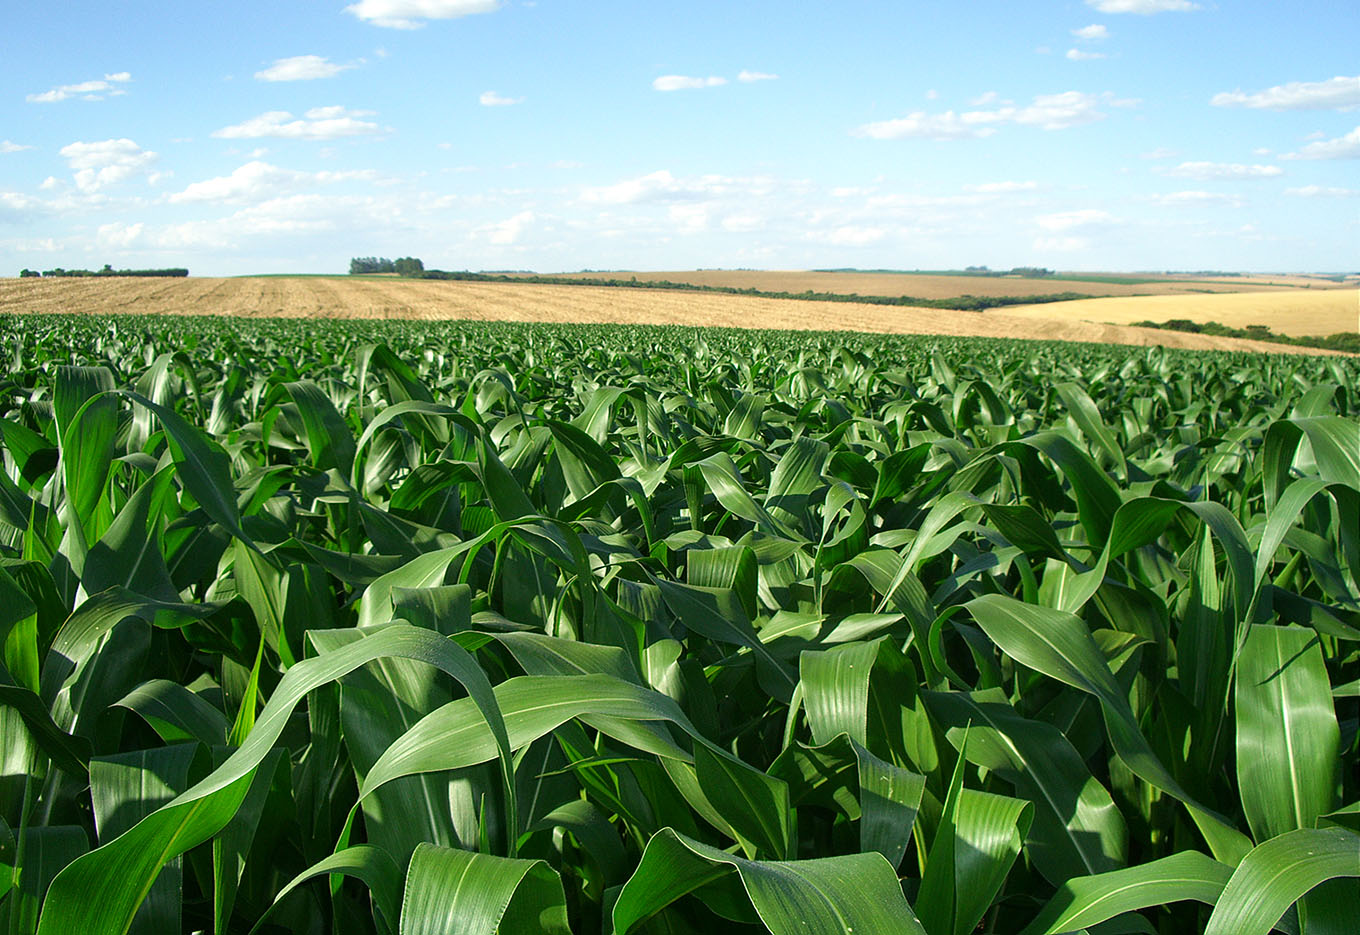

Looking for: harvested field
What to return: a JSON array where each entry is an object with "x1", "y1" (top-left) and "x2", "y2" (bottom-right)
[
  {"x1": 0, "y1": 275, "x2": 1346, "y2": 355},
  {"x1": 1004, "y1": 288, "x2": 1359, "y2": 337},
  {"x1": 508, "y1": 269, "x2": 1353, "y2": 299}
]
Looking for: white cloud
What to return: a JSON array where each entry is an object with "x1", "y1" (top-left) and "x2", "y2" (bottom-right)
[
  {"x1": 255, "y1": 55, "x2": 354, "y2": 82},
  {"x1": 964, "y1": 180, "x2": 1039, "y2": 193},
  {"x1": 668, "y1": 204, "x2": 710, "y2": 233},
  {"x1": 853, "y1": 91, "x2": 1123, "y2": 140},
  {"x1": 345, "y1": 0, "x2": 500, "y2": 29},
  {"x1": 580, "y1": 170, "x2": 735, "y2": 204},
  {"x1": 1140, "y1": 146, "x2": 1177, "y2": 159},
  {"x1": 1037, "y1": 208, "x2": 1117, "y2": 231},
  {"x1": 738, "y1": 70, "x2": 778, "y2": 82},
  {"x1": 169, "y1": 161, "x2": 378, "y2": 204},
  {"x1": 97, "y1": 221, "x2": 145, "y2": 249},
  {"x1": 1211, "y1": 76, "x2": 1360, "y2": 111},
  {"x1": 653, "y1": 75, "x2": 727, "y2": 91},
  {"x1": 1, "y1": 141, "x2": 32, "y2": 154},
  {"x1": 1066, "y1": 49, "x2": 1107, "y2": 61},
  {"x1": 27, "y1": 72, "x2": 131, "y2": 103},
  {"x1": 486, "y1": 210, "x2": 534, "y2": 244},
  {"x1": 1160, "y1": 161, "x2": 1283, "y2": 179},
  {"x1": 479, "y1": 90, "x2": 522, "y2": 106},
  {"x1": 823, "y1": 226, "x2": 888, "y2": 246},
  {"x1": 1282, "y1": 126, "x2": 1360, "y2": 160},
  {"x1": 212, "y1": 106, "x2": 381, "y2": 140},
  {"x1": 1285, "y1": 185, "x2": 1360, "y2": 197},
  {"x1": 0, "y1": 192, "x2": 46, "y2": 222},
  {"x1": 1144, "y1": 190, "x2": 1244, "y2": 206},
  {"x1": 1085, "y1": 0, "x2": 1197, "y2": 13},
  {"x1": 1072, "y1": 24, "x2": 1110, "y2": 39},
  {"x1": 59, "y1": 138, "x2": 158, "y2": 191}
]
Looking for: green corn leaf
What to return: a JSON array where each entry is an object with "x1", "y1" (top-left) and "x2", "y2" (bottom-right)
[
  {"x1": 1203, "y1": 828, "x2": 1360, "y2": 935},
  {"x1": 612, "y1": 827, "x2": 927, "y2": 935},
  {"x1": 1235, "y1": 625, "x2": 1341, "y2": 842},
  {"x1": 399, "y1": 842, "x2": 570, "y2": 935},
  {"x1": 1019, "y1": 850, "x2": 1233, "y2": 935}
]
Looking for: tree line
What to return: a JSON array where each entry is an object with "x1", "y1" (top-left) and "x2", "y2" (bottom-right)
[
  {"x1": 21, "y1": 265, "x2": 188, "y2": 278},
  {"x1": 348, "y1": 257, "x2": 424, "y2": 276}
]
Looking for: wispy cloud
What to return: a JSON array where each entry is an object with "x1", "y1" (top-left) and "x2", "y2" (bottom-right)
[
  {"x1": 1, "y1": 141, "x2": 33, "y2": 154},
  {"x1": 59, "y1": 138, "x2": 159, "y2": 192},
  {"x1": 479, "y1": 90, "x2": 522, "y2": 106},
  {"x1": 345, "y1": 0, "x2": 500, "y2": 29},
  {"x1": 1211, "y1": 76, "x2": 1359, "y2": 111},
  {"x1": 738, "y1": 70, "x2": 779, "y2": 82},
  {"x1": 1160, "y1": 161, "x2": 1283, "y2": 179},
  {"x1": 1066, "y1": 49, "x2": 1106, "y2": 61},
  {"x1": 964, "y1": 180, "x2": 1039, "y2": 193},
  {"x1": 212, "y1": 106, "x2": 381, "y2": 140},
  {"x1": 853, "y1": 91, "x2": 1129, "y2": 140},
  {"x1": 1285, "y1": 185, "x2": 1360, "y2": 197},
  {"x1": 1072, "y1": 24, "x2": 1110, "y2": 39},
  {"x1": 653, "y1": 75, "x2": 727, "y2": 91},
  {"x1": 1085, "y1": 0, "x2": 1197, "y2": 13},
  {"x1": 255, "y1": 55, "x2": 355, "y2": 82},
  {"x1": 1143, "y1": 190, "x2": 1245, "y2": 207},
  {"x1": 27, "y1": 72, "x2": 131, "y2": 103},
  {"x1": 1282, "y1": 126, "x2": 1360, "y2": 160},
  {"x1": 169, "y1": 161, "x2": 378, "y2": 205}
]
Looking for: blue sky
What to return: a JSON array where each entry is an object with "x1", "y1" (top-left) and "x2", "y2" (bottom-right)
[{"x1": 2, "y1": 0, "x2": 1356, "y2": 275}]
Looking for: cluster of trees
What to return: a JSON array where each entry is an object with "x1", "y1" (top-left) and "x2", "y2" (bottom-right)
[
  {"x1": 348, "y1": 257, "x2": 425, "y2": 276},
  {"x1": 21, "y1": 265, "x2": 188, "y2": 278}
]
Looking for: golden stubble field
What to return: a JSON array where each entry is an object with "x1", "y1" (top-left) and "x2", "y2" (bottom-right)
[
  {"x1": 0, "y1": 275, "x2": 1353, "y2": 355},
  {"x1": 509, "y1": 269, "x2": 1355, "y2": 299}
]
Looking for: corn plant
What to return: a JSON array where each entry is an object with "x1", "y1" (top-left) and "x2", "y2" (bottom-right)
[{"x1": 0, "y1": 314, "x2": 1356, "y2": 934}]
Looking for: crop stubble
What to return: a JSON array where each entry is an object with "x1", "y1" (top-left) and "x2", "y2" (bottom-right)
[{"x1": 0, "y1": 275, "x2": 1350, "y2": 354}]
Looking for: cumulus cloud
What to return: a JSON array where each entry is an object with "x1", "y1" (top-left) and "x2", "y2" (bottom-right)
[
  {"x1": 653, "y1": 75, "x2": 727, "y2": 91},
  {"x1": 1282, "y1": 126, "x2": 1360, "y2": 160},
  {"x1": 1211, "y1": 76, "x2": 1359, "y2": 111},
  {"x1": 1072, "y1": 24, "x2": 1110, "y2": 39},
  {"x1": 169, "y1": 161, "x2": 378, "y2": 204},
  {"x1": 212, "y1": 106, "x2": 381, "y2": 140},
  {"x1": 1085, "y1": 0, "x2": 1197, "y2": 13},
  {"x1": 1285, "y1": 185, "x2": 1359, "y2": 197},
  {"x1": 59, "y1": 138, "x2": 159, "y2": 191},
  {"x1": 1, "y1": 141, "x2": 33, "y2": 154},
  {"x1": 1066, "y1": 49, "x2": 1107, "y2": 61},
  {"x1": 853, "y1": 91, "x2": 1126, "y2": 140},
  {"x1": 1160, "y1": 161, "x2": 1283, "y2": 179},
  {"x1": 479, "y1": 91, "x2": 522, "y2": 106},
  {"x1": 0, "y1": 192, "x2": 47, "y2": 222},
  {"x1": 345, "y1": 0, "x2": 500, "y2": 29},
  {"x1": 27, "y1": 72, "x2": 131, "y2": 103},
  {"x1": 738, "y1": 70, "x2": 778, "y2": 82},
  {"x1": 255, "y1": 55, "x2": 355, "y2": 81},
  {"x1": 580, "y1": 170, "x2": 746, "y2": 204},
  {"x1": 485, "y1": 209, "x2": 534, "y2": 244}
]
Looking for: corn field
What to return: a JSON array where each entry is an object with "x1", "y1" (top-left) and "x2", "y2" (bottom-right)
[{"x1": 0, "y1": 314, "x2": 1356, "y2": 934}]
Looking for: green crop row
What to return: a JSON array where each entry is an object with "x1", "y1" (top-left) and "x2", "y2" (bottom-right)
[{"x1": 0, "y1": 315, "x2": 1356, "y2": 934}]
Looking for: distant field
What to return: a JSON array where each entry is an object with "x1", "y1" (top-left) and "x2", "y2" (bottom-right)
[
  {"x1": 1, "y1": 275, "x2": 1348, "y2": 355},
  {"x1": 509, "y1": 269, "x2": 1354, "y2": 300},
  {"x1": 1006, "y1": 288, "x2": 1359, "y2": 337}
]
